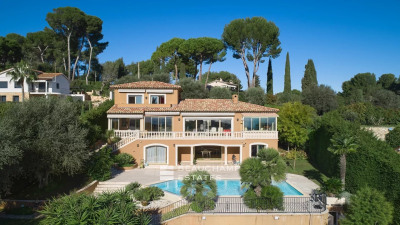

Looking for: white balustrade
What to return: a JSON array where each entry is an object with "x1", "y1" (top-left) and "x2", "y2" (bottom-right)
[{"x1": 113, "y1": 130, "x2": 277, "y2": 140}]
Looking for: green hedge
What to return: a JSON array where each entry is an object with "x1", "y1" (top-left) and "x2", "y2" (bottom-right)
[
  {"x1": 346, "y1": 130, "x2": 400, "y2": 225},
  {"x1": 308, "y1": 111, "x2": 400, "y2": 224}
]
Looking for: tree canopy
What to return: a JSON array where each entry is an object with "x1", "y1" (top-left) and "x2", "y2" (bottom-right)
[
  {"x1": 0, "y1": 98, "x2": 89, "y2": 193},
  {"x1": 284, "y1": 52, "x2": 291, "y2": 93},
  {"x1": 222, "y1": 17, "x2": 281, "y2": 88},
  {"x1": 301, "y1": 59, "x2": 318, "y2": 91}
]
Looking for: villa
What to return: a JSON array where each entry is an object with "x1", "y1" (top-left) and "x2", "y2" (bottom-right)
[
  {"x1": 0, "y1": 68, "x2": 89, "y2": 102},
  {"x1": 107, "y1": 81, "x2": 279, "y2": 166}
]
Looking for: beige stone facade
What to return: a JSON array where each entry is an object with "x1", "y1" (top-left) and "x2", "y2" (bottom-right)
[
  {"x1": 108, "y1": 81, "x2": 279, "y2": 166},
  {"x1": 0, "y1": 92, "x2": 27, "y2": 102},
  {"x1": 162, "y1": 212, "x2": 329, "y2": 225}
]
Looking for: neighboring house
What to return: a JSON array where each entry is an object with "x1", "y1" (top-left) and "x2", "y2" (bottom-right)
[
  {"x1": 0, "y1": 68, "x2": 86, "y2": 102},
  {"x1": 206, "y1": 78, "x2": 237, "y2": 91},
  {"x1": 108, "y1": 81, "x2": 279, "y2": 166}
]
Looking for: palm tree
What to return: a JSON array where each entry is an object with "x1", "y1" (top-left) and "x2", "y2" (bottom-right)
[
  {"x1": 328, "y1": 134, "x2": 359, "y2": 190},
  {"x1": 240, "y1": 148, "x2": 286, "y2": 196},
  {"x1": 10, "y1": 61, "x2": 37, "y2": 102},
  {"x1": 180, "y1": 170, "x2": 217, "y2": 212}
]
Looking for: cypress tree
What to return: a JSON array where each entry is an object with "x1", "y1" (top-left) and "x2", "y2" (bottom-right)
[
  {"x1": 284, "y1": 52, "x2": 291, "y2": 93},
  {"x1": 301, "y1": 59, "x2": 318, "y2": 91},
  {"x1": 267, "y1": 58, "x2": 273, "y2": 94}
]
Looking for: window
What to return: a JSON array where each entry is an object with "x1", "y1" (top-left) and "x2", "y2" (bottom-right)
[
  {"x1": 56, "y1": 83, "x2": 60, "y2": 89},
  {"x1": 145, "y1": 117, "x2": 172, "y2": 132},
  {"x1": 0, "y1": 82, "x2": 8, "y2": 88},
  {"x1": 14, "y1": 82, "x2": 21, "y2": 88},
  {"x1": 251, "y1": 144, "x2": 267, "y2": 157},
  {"x1": 13, "y1": 96, "x2": 19, "y2": 102},
  {"x1": 129, "y1": 119, "x2": 140, "y2": 130},
  {"x1": 0, "y1": 96, "x2": 6, "y2": 102},
  {"x1": 127, "y1": 95, "x2": 143, "y2": 104},
  {"x1": 243, "y1": 117, "x2": 277, "y2": 131},
  {"x1": 146, "y1": 146, "x2": 167, "y2": 164},
  {"x1": 150, "y1": 95, "x2": 165, "y2": 104},
  {"x1": 111, "y1": 119, "x2": 119, "y2": 130},
  {"x1": 184, "y1": 118, "x2": 232, "y2": 132}
]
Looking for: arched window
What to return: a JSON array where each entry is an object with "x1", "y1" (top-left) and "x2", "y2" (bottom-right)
[{"x1": 146, "y1": 145, "x2": 167, "y2": 164}]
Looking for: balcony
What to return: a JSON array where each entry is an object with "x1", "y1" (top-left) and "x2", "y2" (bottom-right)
[{"x1": 114, "y1": 130, "x2": 278, "y2": 140}]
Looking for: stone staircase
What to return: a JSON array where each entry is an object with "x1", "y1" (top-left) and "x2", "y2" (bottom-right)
[{"x1": 93, "y1": 182, "x2": 130, "y2": 195}]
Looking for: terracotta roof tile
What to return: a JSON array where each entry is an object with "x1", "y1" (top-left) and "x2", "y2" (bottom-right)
[
  {"x1": 110, "y1": 81, "x2": 182, "y2": 90},
  {"x1": 173, "y1": 99, "x2": 278, "y2": 113},
  {"x1": 107, "y1": 99, "x2": 279, "y2": 114},
  {"x1": 37, "y1": 73, "x2": 64, "y2": 80}
]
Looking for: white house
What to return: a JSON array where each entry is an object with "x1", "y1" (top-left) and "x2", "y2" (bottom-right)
[
  {"x1": 0, "y1": 68, "x2": 73, "y2": 102},
  {"x1": 206, "y1": 78, "x2": 237, "y2": 91}
]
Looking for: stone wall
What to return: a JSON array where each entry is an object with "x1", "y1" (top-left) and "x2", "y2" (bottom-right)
[
  {"x1": 363, "y1": 126, "x2": 393, "y2": 140},
  {"x1": 163, "y1": 212, "x2": 329, "y2": 225}
]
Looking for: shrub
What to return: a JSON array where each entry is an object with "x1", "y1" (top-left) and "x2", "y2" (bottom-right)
[
  {"x1": 283, "y1": 150, "x2": 307, "y2": 160},
  {"x1": 40, "y1": 191, "x2": 152, "y2": 225},
  {"x1": 87, "y1": 147, "x2": 113, "y2": 181},
  {"x1": 133, "y1": 187, "x2": 164, "y2": 205},
  {"x1": 341, "y1": 187, "x2": 393, "y2": 225},
  {"x1": 302, "y1": 84, "x2": 338, "y2": 115},
  {"x1": 209, "y1": 87, "x2": 231, "y2": 99},
  {"x1": 386, "y1": 126, "x2": 400, "y2": 148},
  {"x1": 245, "y1": 87, "x2": 265, "y2": 106},
  {"x1": 126, "y1": 182, "x2": 141, "y2": 192},
  {"x1": 114, "y1": 153, "x2": 135, "y2": 167},
  {"x1": 243, "y1": 186, "x2": 284, "y2": 210},
  {"x1": 321, "y1": 178, "x2": 342, "y2": 197}
]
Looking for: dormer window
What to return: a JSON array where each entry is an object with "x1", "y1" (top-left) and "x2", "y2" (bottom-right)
[
  {"x1": 150, "y1": 94, "x2": 165, "y2": 104},
  {"x1": 127, "y1": 94, "x2": 143, "y2": 104}
]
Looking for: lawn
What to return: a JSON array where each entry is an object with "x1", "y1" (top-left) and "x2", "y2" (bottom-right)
[{"x1": 285, "y1": 158, "x2": 329, "y2": 186}]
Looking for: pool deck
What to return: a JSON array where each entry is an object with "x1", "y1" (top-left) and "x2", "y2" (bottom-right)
[{"x1": 109, "y1": 166, "x2": 319, "y2": 196}]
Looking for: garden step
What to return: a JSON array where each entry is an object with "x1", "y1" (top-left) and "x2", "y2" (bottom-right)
[{"x1": 93, "y1": 181, "x2": 131, "y2": 194}]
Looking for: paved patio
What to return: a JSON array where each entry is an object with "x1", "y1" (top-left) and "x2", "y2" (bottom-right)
[{"x1": 109, "y1": 166, "x2": 319, "y2": 196}]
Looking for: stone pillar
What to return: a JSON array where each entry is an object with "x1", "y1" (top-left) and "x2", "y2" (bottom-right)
[
  {"x1": 190, "y1": 146, "x2": 194, "y2": 165},
  {"x1": 224, "y1": 146, "x2": 228, "y2": 165}
]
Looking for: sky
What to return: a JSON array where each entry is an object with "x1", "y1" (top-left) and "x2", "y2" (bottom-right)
[{"x1": 1, "y1": 0, "x2": 399, "y2": 92}]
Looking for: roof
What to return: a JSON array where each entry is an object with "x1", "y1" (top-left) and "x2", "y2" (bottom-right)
[
  {"x1": 110, "y1": 81, "x2": 182, "y2": 90},
  {"x1": 37, "y1": 73, "x2": 64, "y2": 80},
  {"x1": 107, "y1": 99, "x2": 279, "y2": 114},
  {"x1": 173, "y1": 99, "x2": 278, "y2": 113}
]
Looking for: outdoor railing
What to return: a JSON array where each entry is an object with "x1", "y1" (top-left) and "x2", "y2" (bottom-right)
[
  {"x1": 159, "y1": 196, "x2": 327, "y2": 222},
  {"x1": 114, "y1": 130, "x2": 278, "y2": 140}
]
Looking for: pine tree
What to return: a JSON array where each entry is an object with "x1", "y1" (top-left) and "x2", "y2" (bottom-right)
[
  {"x1": 284, "y1": 52, "x2": 291, "y2": 93},
  {"x1": 255, "y1": 74, "x2": 261, "y2": 87},
  {"x1": 267, "y1": 58, "x2": 273, "y2": 94},
  {"x1": 301, "y1": 59, "x2": 318, "y2": 91}
]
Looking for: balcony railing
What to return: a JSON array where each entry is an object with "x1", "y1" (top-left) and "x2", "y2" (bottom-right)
[{"x1": 114, "y1": 130, "x2": 278, "y2": 140}]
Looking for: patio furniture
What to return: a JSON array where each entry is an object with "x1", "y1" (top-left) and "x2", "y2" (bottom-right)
[{"x1": 201, "y1": 150, "x2": 212, "y2": 158}]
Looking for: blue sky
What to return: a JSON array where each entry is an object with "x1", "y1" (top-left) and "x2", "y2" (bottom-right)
[{"x1": 1, "y1": 0, "x2": 399, "y2": 92}]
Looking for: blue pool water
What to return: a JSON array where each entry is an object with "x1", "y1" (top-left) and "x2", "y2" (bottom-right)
[{"x1": 151, "y1": 179, "x2": 303, "y2": 196}]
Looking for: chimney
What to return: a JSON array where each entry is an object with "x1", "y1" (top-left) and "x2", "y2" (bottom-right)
[{"x1": 232, "y1": 94, "x2": 238, "y2": 103}]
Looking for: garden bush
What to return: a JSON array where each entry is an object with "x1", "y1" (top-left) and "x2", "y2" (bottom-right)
[
  {"x1": 133, "y1": 187, "x2": 164, "y2": 205},
  {"x1": 386, "y1": 126, "x2": 400, "y2": 148},
  {"x1": 40, "y1": 191, "x2": 152, "y2": 225},
  {"x1": 321, "y1": 178, "x2": 342, "y2": 197},
  {"x1": 114, "y1": 153, "x2": 135, "y2": 167},
  {"x1": 87, "y1": 147, "x2": 113, "y2": 181},
  {"x1": 283, "y1": 150, "x2": 308, "y2": 160},
  {"x1": 341, "y1": 187, "x2": 393, "y2": 225},
  {"x1": 243, "y1": 186, "x2": 284, "y2": 210},
  {"x1": 126, "y1": 182, "x2": 141, "y2": 192}
]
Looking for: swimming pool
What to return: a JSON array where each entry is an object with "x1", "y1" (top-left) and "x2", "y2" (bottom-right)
[{"x1": 151, "y1": 179, "x2": 303, "y2": 196}]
